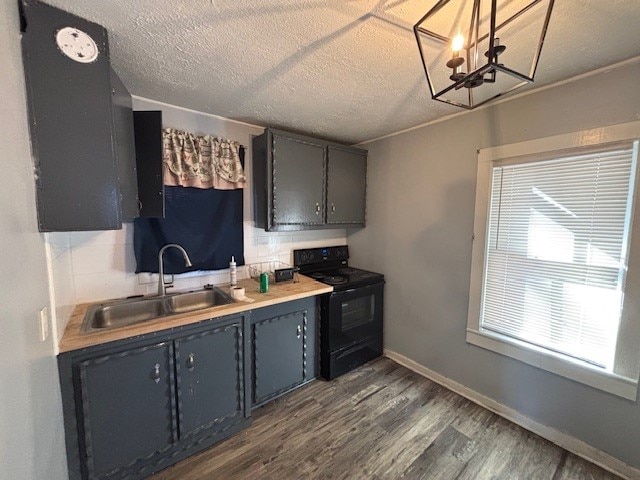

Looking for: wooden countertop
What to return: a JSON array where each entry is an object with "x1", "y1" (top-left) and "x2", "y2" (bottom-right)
[{"x1": 59, "y1": 275, "x2": 333, "y2": 353}]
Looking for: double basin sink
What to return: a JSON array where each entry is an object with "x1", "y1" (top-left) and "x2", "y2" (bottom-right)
[{"x1": 81, "y1": 287, "x2": 234, "y2": 333}]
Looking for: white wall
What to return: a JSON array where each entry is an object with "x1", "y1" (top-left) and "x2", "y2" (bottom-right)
[
  {"x1": 348, "y1": 60, "x2": 640, "y2": 470},
  {"x1": 48, "y1": 97, "x2": 347, "y2": 341},
  {"x1": 0, "y1": 0, "x2": 68, "y2": 478}
]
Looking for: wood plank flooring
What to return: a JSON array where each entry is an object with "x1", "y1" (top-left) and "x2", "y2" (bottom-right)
[{"x1": 150, "y1": 358, "x2": 623, "y2": 480}]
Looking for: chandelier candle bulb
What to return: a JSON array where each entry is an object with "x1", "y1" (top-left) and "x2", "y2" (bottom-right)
[
  {"x1": 413, "y1": 0, "x2": 555, "y2": 109},
  {"x1": 446, "y1": 32, "x2": 466, "y2": 81},
  {"x1": 451, "y1": 33, "x2": 464, "y2": 54}
]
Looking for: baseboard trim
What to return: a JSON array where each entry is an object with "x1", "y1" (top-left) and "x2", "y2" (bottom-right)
[{"x1": 384, "y1": 349, "x2": 640, "y2": 480}]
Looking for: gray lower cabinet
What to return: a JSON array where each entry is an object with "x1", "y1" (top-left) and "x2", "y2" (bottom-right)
[
  {"x1": 59, "y1": 314, "x2": 251, "y2": 480},
  {"x1": 59, "y1": 300, "x2": 319, "y2": 479},
  {"x1": 251, "y1": 298, "x2": 317, "y2": 406},
  {"x1": 78, "y1": 342, "x2": 176, "y2": 479},
  {"x1": 175, "y1": 321, "x2": 244, "y2": 438}
]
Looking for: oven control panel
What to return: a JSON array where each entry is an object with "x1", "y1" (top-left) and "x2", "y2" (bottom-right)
[{"x1": 293, "y1": 246, "x2": 349, "y2": 266}]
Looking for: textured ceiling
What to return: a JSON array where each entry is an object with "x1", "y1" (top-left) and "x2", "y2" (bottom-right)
[{"x1": 43, "y1": 0, "x2": 640, "y2": 143}]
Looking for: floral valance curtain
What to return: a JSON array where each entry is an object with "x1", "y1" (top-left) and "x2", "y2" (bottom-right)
[{"x1": 163, "y1": 128, "x2": 246, "y2": 190}]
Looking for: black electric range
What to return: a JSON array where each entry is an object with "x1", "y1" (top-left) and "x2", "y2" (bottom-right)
[
  {"x1": 305, "y1": 266, "x2": 384, "y2": 291},
  {"x1": 294, "y1": 246, "x2": 384, "y2": 380},
  {"x1": 294, "y1": 246, "x2": 384, "y2": 290}
]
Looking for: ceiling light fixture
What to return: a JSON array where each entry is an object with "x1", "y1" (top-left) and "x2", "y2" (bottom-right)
[{"x1": 413, "y1": 0, "x2": 555, "y2": 109}]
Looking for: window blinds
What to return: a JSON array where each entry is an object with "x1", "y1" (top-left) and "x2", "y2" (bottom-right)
[{"x1": 481, "y1": 143, "x2": 638, "y2": 369}]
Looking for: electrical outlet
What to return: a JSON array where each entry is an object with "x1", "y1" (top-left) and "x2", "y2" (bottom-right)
[{"x1": 38, "y1": 307, "x2": 49, "y2": 342}]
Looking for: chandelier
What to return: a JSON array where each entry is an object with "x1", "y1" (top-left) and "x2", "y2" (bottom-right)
[{"x1": 413, "y1": 0, "x2": 555, "y2": 109}]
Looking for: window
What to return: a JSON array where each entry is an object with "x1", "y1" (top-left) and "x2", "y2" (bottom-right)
[{"x1": 467, "y1": 122, "x2": 640, "y2": 400}]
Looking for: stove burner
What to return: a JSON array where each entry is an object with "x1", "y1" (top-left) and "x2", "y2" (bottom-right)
[
  {"x1": 323, "y1": 275, "x2": 347, "y2": 285},
  {"x1": 337, "y1": 267, "x2": 357, "y2": 275},
  {"x1": 355, "y1": 271, "x2": 375, "y2": 278},
  {"x1": 337, "y1": 267, "x2": 375, "y2": 278},
  {"x1": 295, "y1": 248, "x2": 383, "y2": 290}
]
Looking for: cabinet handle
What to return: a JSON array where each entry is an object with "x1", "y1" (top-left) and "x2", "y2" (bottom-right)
[
  {"x1": 331, "y1": 204, "x2": 336, "y2": 213},
  {"x1": 153, "y1": 363, "x2": 161, "y2": 384},
  {"x1": 187, "y1": 353, "x2": 195, "y2": 372},
  {"x1": 315, "y1": 203, "x2": 320, "y2": 214},
  {"x1": 296, "y1": 325, "x2": 301, "y2": 339}
]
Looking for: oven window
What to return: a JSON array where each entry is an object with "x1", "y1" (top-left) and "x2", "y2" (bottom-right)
[{"x1": 341, "y1": 295, "x2": 375, "y2": 330}]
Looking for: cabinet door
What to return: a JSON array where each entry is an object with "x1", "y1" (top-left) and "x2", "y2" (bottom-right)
[
  {"x1": 175, "y1": 321, "x2": 244, "y2": 438},
  {"x1": 133, "y1": 111, "x2": 165, "y2": 218},
  {"x1": 272, "y1": 134, "x2": 325, "y2": 226},
  {"x1": 253, "y1": 310, "x2": 307, "y2": 404},
  {"x1": 110, "y1": 68, "x2": 139, "y2": 220},
  {"x1": 78, "y1": 342, "x2": 176, "y2": 479},
  {"x1": 22, "y1": 0, "x2": 121, "y2": 232},
  {"x1": 326, "y1": 146, "x2": 367, "y2": 225}
]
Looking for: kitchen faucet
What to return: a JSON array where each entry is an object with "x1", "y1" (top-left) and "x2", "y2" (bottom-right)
[{"x1": 158, "y1": 244, "x2": 193, "y2": 296}]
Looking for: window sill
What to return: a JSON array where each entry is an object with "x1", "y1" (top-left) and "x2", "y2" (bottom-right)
[{"x1": 466, "y1": 329, "x2": 638, "y2": 401}]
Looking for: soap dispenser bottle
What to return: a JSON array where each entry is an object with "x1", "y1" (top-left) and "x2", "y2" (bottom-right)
[{"x1": 229, "y1": 256, "x2": 237, "y2": 287}]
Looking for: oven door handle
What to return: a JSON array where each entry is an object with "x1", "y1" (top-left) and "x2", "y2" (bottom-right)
[
  {"x1": 332, "y1": 288, "x2": 359, "y2": 296},
  {"x1": 331, "y1": 282, "x2": 384, "y2": 299}
]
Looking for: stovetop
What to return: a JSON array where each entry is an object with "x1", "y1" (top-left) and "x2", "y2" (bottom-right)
[
  {"x1": 293, "y1": 246, "x2": 384, "y2": 291},
  {"x1": 307, "y1": 267, "x2": 384, "y2": 290}
]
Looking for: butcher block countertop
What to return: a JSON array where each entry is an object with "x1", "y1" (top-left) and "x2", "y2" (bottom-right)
[{"x1": 59, "y1": 275, "x2": 333, "y2": 353}]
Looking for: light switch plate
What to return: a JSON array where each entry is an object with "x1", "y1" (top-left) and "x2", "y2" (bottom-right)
[{"x1": 39, "y1": 307, "x2": 49, "y2": 342}]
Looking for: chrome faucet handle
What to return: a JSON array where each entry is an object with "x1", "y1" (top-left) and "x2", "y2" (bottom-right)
[{"x1": 157, "y1": 244, "x2": 192, "y2": 297}]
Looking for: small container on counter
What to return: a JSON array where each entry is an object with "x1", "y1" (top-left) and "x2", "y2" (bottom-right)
[
  {"x1": 259, "y1": 272, "x2": 269, "y2": 293},
  {"x1": 229, "y1": 256, "x2": 237, "y2": 287}
]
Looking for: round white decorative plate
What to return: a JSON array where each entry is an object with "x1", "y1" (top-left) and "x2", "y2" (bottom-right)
[{"x1": 55, "y1": 27, "x2": 99, "y2": 63}]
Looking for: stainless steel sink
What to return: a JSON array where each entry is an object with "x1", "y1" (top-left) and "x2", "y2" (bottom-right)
[
  {"x1": 88, "y1": 297, "x2": 168, "y2": 331},
  {"x1": 81, "y1": 287, "x2": 234, "y2": 333},
  {"x1": 164, "y1": 289, "x2": 233, "y2": 314}
]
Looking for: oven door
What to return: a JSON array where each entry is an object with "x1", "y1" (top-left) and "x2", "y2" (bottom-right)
[{"x1": 325, "y1": 281, "x2": 384, "y2": 354}]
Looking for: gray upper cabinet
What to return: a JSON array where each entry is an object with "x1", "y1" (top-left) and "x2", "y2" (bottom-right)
[
  {"x1": 77, "y1": 341, "x2": 176, "y2": 479},
  {"x1": 253, "y1": 128, "x2": 367, "y2": 231},
  {"x1": 272, "y1": 134, "x2": 325, "y2": 226},
  {"x1": 326, "y1": 146, "x2": 367, "y2": 225},
  {"x1": 175, "y1": 320, "x2": 244, "y2": 438},
  {"x1": 20, "y1": 0, "x2": 164, "y2": 231},
  {"x1": 21, "y1": 0, "x2": 121, "y2": 232}
]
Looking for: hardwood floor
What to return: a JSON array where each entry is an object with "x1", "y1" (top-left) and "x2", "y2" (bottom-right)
[{"x1": 150, "y1": 358, "x2": 622, "y2": 480}]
